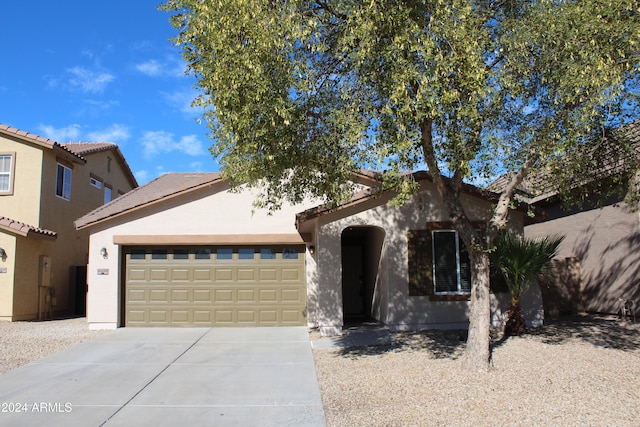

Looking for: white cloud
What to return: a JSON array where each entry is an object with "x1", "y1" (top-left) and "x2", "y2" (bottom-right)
[
  {"x1": 162, "y1": 89, "x2": 202, "y2": 115},
  {"x1": 140, "y1": 130, "x2": 206, "y2": 159},
  {"x1": 38, "y1": 124, "x2": 82, "y2": 142},
  {"x1": 135, "y1": 55, "x2": 185, "y2": 78},
  {"x1": 67, "y1": 66, "x2": 115, "y2": 93},
  {"x1": 134, "y1": 169, "x2": 150, "y2": 184},
  {"x1": 135, "y1": 59, "x2": 162, "y2": 77},
  {"x1": 189, "y1": 161, "x2": 204, "y2": 170},
  {"x1": 87, "y1": 124, "x2": 131, "y2": 144}
]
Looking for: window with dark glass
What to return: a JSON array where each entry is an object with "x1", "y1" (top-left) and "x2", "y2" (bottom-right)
[
  {"x1": 432, "y1": 231, "x2": 471, "y2": 294},
  {"x1": 194, "y1": 248, "x2": 211, "y2": 260},
  {"x1": 173, "y1": 249, "x2": 189, "y2": 260},
  {"x1": 260, "y1": 248, "x2": 277, "y2": 260},
  {"x1": 56, "y1": 163, "x2": 72, "y2": 200},
  {"x1": 151, "y1": 249, "x2": 167, "y2": 260},
  {"x1": 282, "y1": 248, "x2": 298, "y2": 260},
  {"x1": 216, "y1": 248, "x2": 232, "y2": 260}
]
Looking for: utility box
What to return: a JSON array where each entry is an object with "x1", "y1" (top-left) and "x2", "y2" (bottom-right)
[{"x1": 39, "y1": 255, "x2": 52, "y2": 287}]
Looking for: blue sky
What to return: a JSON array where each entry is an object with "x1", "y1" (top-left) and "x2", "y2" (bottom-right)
[{"x1": 0, "y1": 1, "x2": 215, "y2": 185}]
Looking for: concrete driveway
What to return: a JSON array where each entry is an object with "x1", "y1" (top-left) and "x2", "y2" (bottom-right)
[{"x1": 0, "y1": 327, "x2": 326, "y2": 426}]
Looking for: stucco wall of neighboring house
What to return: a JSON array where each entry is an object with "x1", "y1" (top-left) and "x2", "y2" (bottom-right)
[
  {"x1": 0, "y1": 135, "x2": 44, "y2": 225},
  {"x1": 304, "y1": 181, "x2": 539, "y2": 334},
  {"x1": 526, "y1": 199, "x2": 640, "y2": 317},
  {"x1": 35, "y1": 149, "x2": 136, "y2": 317},
  {"x1": 0, "y1": 234, "x2": 17, "y2": 321},
  {"x1": 10, "y1": 236, "x2": 56, "y2": 321},
  {"x1": 84, "y1": 184, "x2": 320, "y2": 329}
]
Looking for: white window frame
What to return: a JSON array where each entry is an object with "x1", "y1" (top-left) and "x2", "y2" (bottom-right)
[
  {"x1": 432, "y1": 230, "x2": 471, "y2": 295},
  {"x1": 56, "y1": 163, "x2": 72, "y2": 201},
  {"x1": 90, "y1": 176, "x2": 103, "y2": 189},
  {"x1": 0, "y1": 153, "x2": 15, "y2": 195}
]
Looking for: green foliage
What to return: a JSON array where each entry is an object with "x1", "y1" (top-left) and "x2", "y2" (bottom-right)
[
  {"x1": 161, "y1": 0, "x2": 639, "y2": 211},
  {"x1": 491, "y1": 232, "x2": 564, "y2": 303}
]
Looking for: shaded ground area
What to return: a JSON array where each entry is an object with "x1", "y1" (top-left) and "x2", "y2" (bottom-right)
[{"x1": 313, "y1": 315, "x2": 640, "y2": 426}]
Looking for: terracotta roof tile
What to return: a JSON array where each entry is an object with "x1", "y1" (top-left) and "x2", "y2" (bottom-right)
[
  {"x1": 62, "y1": 142, "x2": 117, "y2": 156},
  {"x1": 0, "y1": 216, "x2": 57, "y2": 238},
  {"x1": 75, "y1": 172, "x2": 223, "y2": 229},
  {"x1": 0, "y1": 123, "x2": 85, "y2": 162},
  {"x1": 488, "y1": 119, "x2": 640, "y2": 201},
  {"x1": 62, "y1": 142, "x2": 138, "y2": 188}
]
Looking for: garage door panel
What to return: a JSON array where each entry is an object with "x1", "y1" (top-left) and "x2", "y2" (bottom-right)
[
  {"x1": 125, "y1": 245, "x2": 306, "y2": 327},
  {"x1": 128, "y1": 268, "x2": 147, "y2": 281},
  {"x1": 150, "y1": 269, "x2": 169, "y2": 281},
  {"x1": 193, "y1": 289, "x2": 212, "y2": 302},
  {"x1": 171, "y1": 289, "x2": 190, "y2": 302},
  {"x1": 259, "y1": 289, "x2": 278, "y2": 302},
  {"x1": 128, "y1": 289, "x2": 146, "y2": 302},
  {"x1": 149, "y1": 289, "x2": 168, "y2": 302},
  {"x1": 282, "y1": 268, "x2": 301, "y2": 281},
  {"x1": 259, "y1": 268, "x2": 278, "y2": 281},
  {"x1": 237, "y1": 289, "x2": 256, "y2": 302},
  {"x1": 237, "y1": 268, "x2": 256, "y2": 281},
  {"x1": 215, "y1": 269, "x2": 233, "y2": 280},
  {"x1": 149, "y1": 310, "x2": 169, "y2": 323},
  {"x1": 171, "y1": 269, "x2": 190, "y2": 281},
  {"x1": 215, "y1": 289, "x2": 233, "y2": 301},
  {"x1": 193, "y1": 269, "x2": 212, "y2": 281}
]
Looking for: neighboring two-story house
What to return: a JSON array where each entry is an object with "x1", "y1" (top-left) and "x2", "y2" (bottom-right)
[{"x1": 0, "y1": 124, "x2": 137, "y2": 321}]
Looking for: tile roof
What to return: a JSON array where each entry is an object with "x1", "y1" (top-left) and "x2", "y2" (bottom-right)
[
  {"x1": 0, "y1": 216, "x2": 57, "y2": 239},
  {"x1": 296, "y1": 170, "x2": 500, "y2": 224},
  {"x1": 62, "y1": 142, "x2": 139, "y2": 188},
  {"x1": 0, "y1": 123, "x2": 85, "y2": 162},
  {"x1": 75, "y1": 172, "x2": 223, "y2": 229},
  {"x1": 488, "y1": 119, "x2": 640, "y2": 201},
  {"x1": 62, "y1": 142, "x2": 117, "y2": 156}
]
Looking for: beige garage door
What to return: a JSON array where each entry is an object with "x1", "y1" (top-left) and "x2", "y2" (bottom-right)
[{"x1": 124, "y1": 245, "x2": 306, "y2": 327}]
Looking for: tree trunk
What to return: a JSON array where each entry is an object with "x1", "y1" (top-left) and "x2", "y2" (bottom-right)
[
  {"x1": 463, "y1": 249, "x2": 491, "y2": 371},
  {"x1": 504, "y1": 300, "x2": 526, "y2": 337}
]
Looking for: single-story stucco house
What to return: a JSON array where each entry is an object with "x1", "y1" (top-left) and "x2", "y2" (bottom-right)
[{"x1": 75, "y1": 170, "x2": 543, "y2": 333}]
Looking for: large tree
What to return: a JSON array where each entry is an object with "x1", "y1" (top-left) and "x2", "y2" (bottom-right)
[{"x1": 162, "y1": 0, "x2": 639, "y2": 370}]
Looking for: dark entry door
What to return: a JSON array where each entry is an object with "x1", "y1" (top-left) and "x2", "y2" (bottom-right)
[{"x1": 342, "y1": 245, "x2": 364, "y2": 316}]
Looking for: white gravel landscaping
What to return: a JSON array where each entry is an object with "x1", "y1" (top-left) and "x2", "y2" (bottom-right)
[{"x1": 313, "y1": 316, "x2": 640, "y2": 427}]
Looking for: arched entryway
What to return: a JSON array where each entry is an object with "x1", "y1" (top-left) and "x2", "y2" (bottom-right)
[{"x1": 341, "y1": 226, "x2": 385, "y2": 325}]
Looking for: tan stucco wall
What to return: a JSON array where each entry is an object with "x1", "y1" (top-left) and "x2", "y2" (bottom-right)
[
  {"x1": 85, "y1": 184, "x2": 320, "y2": 329},
  {"x1": 526, "y1": 201, "x2": 640, "y2": 316},
  {"x1": 0, "y1": 133, "x2": 136, "y2": 320},
  {"x1": 307, "y1": 181, "x2": 538, "y2": 333},
  {"x1": 11, "y1": 237, "x2": 56, "y2": 320},
  {"x1": 0, "y1": 234, "x2": 17, "y2": 321},
  {"x1": 0, "y1": 135, "x2": 44, "y2": 225},
  {"x1": 35, "y1": 149, "x2": 136, "y2": 317}
]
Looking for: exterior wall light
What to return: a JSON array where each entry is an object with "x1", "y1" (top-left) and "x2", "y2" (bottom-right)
[
  {"x1": 0, "y1": 248, "x2": 6, "y2": 259},
  {"x1": 100, "y1": 247, "x2": 108, "y2": 259},
  {"x1": 308, "y1": 245, "x2": 315, "y2": 255}
]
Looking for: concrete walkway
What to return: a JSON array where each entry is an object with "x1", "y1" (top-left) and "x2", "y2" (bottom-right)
[{"x1": 0, "y1": 327, "x2": 325, "y2": 427}]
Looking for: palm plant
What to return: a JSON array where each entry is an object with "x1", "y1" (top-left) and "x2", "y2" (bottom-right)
[{"x1": 492, "y1": 232, "x2": 564, "y2": 336}]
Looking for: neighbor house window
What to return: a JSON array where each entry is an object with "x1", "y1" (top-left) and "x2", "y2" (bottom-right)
[
  {"x1": 407, "y1": 229, "x2": 471, "y2": 297},
  {"x1": 104, "y1": 185, "x2": 112, "y2": 204},
  {"x1": 56, "y1": 164, "x2": 72, "y2": 200},
  {"x1": 0, "y1": 153, "x2": 15, "y2": 194},
  {"x1": 90, "y1": 175, "x2": 103, "y2": 189}
]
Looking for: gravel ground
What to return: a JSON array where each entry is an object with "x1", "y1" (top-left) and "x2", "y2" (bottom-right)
[
  {"x1": 0, "y1": 317, "x2": 108, "y2": 375},
  {"x1": 1, "y1": 316, "x2": 638, "y2": 426},
  {"x1": 313, "y1": 316, "x2": 640, "y2": 427}
]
